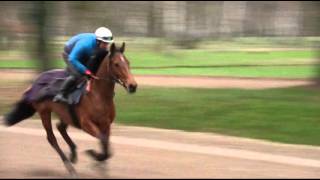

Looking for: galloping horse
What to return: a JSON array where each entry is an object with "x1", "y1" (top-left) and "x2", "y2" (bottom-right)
[{"x1": 4, "y1": 42, "x2": 137, "y2": 176}]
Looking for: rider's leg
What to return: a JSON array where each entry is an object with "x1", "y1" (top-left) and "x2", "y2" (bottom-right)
[
  {"x1": 54, "y1": 50, "x2": 82, "y2": 103},
  {"x1": 53, "y1": 75, "x2": 77, "y2": 103}
]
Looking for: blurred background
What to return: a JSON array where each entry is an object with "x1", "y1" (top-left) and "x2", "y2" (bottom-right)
[
  {"x1": 1, "y1": 1, "x2": 320, "y2": 146},
  {"x1": 0, "y1": 1, "x2": 319, "y2": 71}
]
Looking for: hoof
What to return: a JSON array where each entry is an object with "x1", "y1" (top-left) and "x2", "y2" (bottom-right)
[{"x1": 86, "y1": 149, "x2": 111, "y2": 162}]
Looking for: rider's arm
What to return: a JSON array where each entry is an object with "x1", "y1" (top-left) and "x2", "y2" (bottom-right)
[{"x1": 68, "y1": 42, "x2": 90, "y2": 75}]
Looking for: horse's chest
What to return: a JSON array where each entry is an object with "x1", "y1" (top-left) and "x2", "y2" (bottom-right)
[
  {"x1": 91, "y1": 106, "x2": 114, "y2": 122},
  {"x1": 81, "y1": 98, "x2": 115, "y2": 124}
]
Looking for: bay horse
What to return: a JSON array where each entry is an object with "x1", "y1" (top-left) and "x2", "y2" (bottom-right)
[{"x1": 3, "y1": 42, "x2": 137, "y2": 176}]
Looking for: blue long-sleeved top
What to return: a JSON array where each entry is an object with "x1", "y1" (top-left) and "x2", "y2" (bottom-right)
[{"x1": 65, "y1": 33, "x2": 97, "y2": 74}]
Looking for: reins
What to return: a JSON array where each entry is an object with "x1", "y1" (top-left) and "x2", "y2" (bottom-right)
[{"x1": 94, "y1": 75, "x2": 126, "y2": 87}]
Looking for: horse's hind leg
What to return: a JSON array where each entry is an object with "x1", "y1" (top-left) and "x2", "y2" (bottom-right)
[
  {"x1": 57, "y1": 122, "x2": 77, "y2": 164},
  {"x1": 39, "y1": 111, "x2": 77, "y2": 177}
]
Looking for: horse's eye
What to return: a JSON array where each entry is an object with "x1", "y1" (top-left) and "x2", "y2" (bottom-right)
[{"x1": 114, "y1": 63, "x2": 119, "y2": 67}]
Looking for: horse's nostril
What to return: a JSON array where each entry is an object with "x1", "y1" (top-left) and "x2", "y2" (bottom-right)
[{"x1": 128, "y1": 84, "x2": 137, "y2": 93}]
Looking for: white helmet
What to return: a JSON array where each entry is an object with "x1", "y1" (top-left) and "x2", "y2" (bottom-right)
[{"x1": 95, "y1": 27, "x2": 114, "y2": 43}]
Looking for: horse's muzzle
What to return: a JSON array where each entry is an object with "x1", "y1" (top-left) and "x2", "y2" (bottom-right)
[{"x1": 128, "y1": 84, "x2": 137, "y2": 93}]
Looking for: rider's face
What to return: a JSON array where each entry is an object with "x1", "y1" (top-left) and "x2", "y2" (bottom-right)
[{"x1": 99, "y1": 41, "x2": 109, "y2": 50}]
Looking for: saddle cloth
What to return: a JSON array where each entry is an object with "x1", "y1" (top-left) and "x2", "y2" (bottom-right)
[{"x1": 23, "y1": 69, "x2": 87, "y2": 105}]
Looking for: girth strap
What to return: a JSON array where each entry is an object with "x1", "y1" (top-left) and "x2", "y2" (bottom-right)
[{"x1": 67, "y1": 105, "x2": 81, "y2": 129}]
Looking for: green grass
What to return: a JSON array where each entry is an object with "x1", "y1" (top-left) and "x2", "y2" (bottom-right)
[
  {"x1": 126, "y1": 50, "x2": 317, "y2": 67},
  {"x1": 0, "y1": 60, "x2": 37, "y2": 69},
  {"x1": 132, "y1": 65, "x2": 318, "y2": 78},
  {"x1": 0, "y1": 59, "x2": 65, "y2": 69},
  {"x1": 0, "y1": 49, "x2": 319, "y2": 78},
  {"x1": 114, "y1": 86, "x2": 320, "y2": 146}
]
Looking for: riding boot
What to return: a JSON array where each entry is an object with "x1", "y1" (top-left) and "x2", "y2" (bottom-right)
[{"x1": 53, "y1": 75, "x2": 77, "y2": 103}]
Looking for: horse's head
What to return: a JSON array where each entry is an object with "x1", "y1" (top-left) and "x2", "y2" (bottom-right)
[{"x1": 106, "y1": 42, "x2": 137, "y2": 93}]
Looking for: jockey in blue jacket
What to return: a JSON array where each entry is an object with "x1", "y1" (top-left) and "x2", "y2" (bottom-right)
[{"x1": 53, "y1": 27, "x2": 114, "y2": 103}]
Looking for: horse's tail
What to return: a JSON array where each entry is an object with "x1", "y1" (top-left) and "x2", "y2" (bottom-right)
[{"x1": 3, "y1": 99, "x2": 35, "y2": 126}]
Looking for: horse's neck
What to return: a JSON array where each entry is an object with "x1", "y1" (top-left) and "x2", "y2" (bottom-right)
[
  {"x1": 91, "y1": 62, "x2": 115, "y2": 101},
  {"x1": 90, "y1": 78, "x2": 115, "y2": 101}
]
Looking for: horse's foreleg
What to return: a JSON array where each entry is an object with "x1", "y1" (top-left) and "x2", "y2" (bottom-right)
[
  {"x1": 82, "y1": 120, "x2": 111, "y2": 162},
  {"x1": 57, "y1": 122, "x2": 77, "y2": 164},
  {"x1": 86, "y1": 133, "x2": 111, "y2": 162},
  {"x1": 39, "y1": 111, "x2": 77, "y2": 177}
]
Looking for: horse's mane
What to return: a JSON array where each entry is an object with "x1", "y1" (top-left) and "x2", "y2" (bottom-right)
[
  {"x1": 87, "y1": 49, "x2": 109, "y2": 74},
  {"x1": 87, "y1": 44, "x2": 124, "y2": 74}
]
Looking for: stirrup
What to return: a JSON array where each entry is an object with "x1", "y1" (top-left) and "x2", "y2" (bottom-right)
[{"x1": 53, "y1": 94, "x2": 68, "y2": 103}]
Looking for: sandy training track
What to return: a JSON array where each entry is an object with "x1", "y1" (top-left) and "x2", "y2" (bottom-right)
[
  {"x1": 1, "y1": 120, "x2": 320, "y2": 178},
  {"x1": 0, "y1": 69, "x2": 313, "y2": 89}
]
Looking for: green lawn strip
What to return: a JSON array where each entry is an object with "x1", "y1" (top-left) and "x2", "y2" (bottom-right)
[
  {"x1": 132, "y1": 65, "x2": 317, "y2": 79},
  {"x1": 0, "y1": 49, "x2": 318, "y2": 78},
  {"x1": 0, "y1": 50, "x2": 317, "y2": 68},
  {"x1": 126, "y1": 50, "x2": 317, "y2": 67}
]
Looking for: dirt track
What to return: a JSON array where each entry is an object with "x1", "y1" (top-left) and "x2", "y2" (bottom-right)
[
  {"x1": 0, "y1": 69, "x2": 313, "y2": 89},
  {"x1": 1, "y1": 120, "x2": 320, "y2": 178},
  {"x1": 0, "y1": 69, "x2": 319, "y2": 178}
]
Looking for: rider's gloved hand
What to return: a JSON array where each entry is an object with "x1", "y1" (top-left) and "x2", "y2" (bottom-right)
[{"x1": 85, "y1": 70, "x2": 99, "y2": 80}]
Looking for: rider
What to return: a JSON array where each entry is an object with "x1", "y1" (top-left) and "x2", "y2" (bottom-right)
[{"x1": 53, "y1": 27, "x2": 114, "y2": 103}]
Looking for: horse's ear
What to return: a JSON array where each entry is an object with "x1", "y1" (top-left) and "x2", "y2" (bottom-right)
[
  {"x1": 120, "y1": 42, "x2": 125, "y2": 53},
  {"x1": 109, "y1": 43, "x2": 116, "y2": 57}
]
